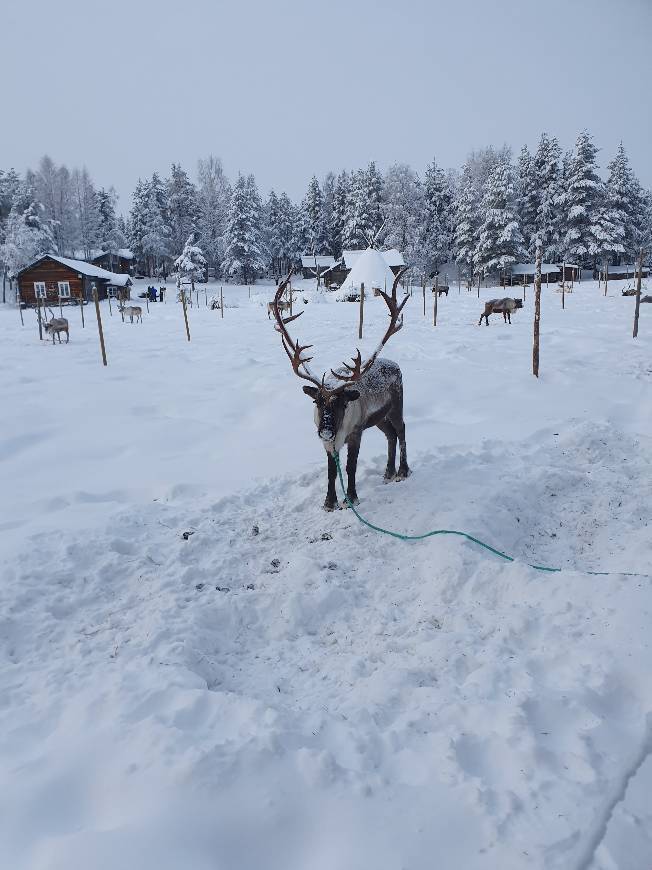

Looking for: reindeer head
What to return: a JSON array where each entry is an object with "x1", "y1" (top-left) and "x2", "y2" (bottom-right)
[{"x1": 271, "y1": 268, "x2": 407, "y2": 450}]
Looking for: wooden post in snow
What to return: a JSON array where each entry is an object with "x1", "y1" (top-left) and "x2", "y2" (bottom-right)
[
  {"x1": 562, "y1": 274, "x2": 565, "y2": 309},
  {"x1": 92, "y1": 285, "x2": 108, "y2": 366},
  {"x1": 108, "y1": 293, "x2": 113, "y2": 316},
  {"x1": 37, "y1": 296, "x2": 43, "y2": 340},
  {"x1": 433, "y1": 276, "x2": 438, "y2": 326},
  {"x1": 422, "y1": 278, "x2": 426, "y2": 316},
  {"x1": 18, "y1": 291, "x2": 24, "y2": 326},
  {"x1": 220, "y1": 286, "x2": 224, "y2": 319},
  {"x1": 180, "y1": 282, "x2": 191, "y2": 341},
  {"x1": 533, "y1": 244, "x2": 542, "y2": 378},
  {"x1": 633, "y1": 248, "x2": 644, "y2": 339},
  {"x1": 604, "y1": 259, "x2": 609, "y2": 297},
  {"x1": 80, "y1": 292, "x2": 85, "y2": 327},
  {"x1": 358, "y1": 282, "x2": 365, "y2": 340},
  {"x1": 477, "y1": 272, "x2": 481, "y2": 298}
]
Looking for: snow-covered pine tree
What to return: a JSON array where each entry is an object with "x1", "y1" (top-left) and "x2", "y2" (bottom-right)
[
  {"x1": 196, "y1": 156, "x2": 231, "y2": 280},
  {"x1": 342, "y1": 169, "x2": 367, "y2": 249},
  {"x1": 264, "y1": 190, "x2": 282, "y2": 276},
  {"x1": 96, "y1": 187, "x2": 125, "y2": 271},
  {"x1": 533, "y1": 133, "x2": 562, "y2": 261},
  {"x1": 276, "y1": 192, "x2": 295, "y2": 274},
  {"x1": 382, "y1": 163, "x2": 421, "y2": 274},
  {"x1": 174, "y1": 233, "x2": 206, "y2": 291},
  {"x1": 141, "y1": 184, "x2": 172, "y2": 278},
  {"x1": 167, "y1": 163, "x2": 199, "y2": 258},
  {"x1": 452, "y1": 162, "x2": 479, "y2": 281},
  {"x1": 128, "y1": 179, "x2": 148, "y2": 272},
  {"x1": 561, "y1": 131, "x2": 604, "y2": 268},
  {"x1": 517, "y1": 145, "x2": 538, "y2": 258},
  {"x1": 606, "y1": 143, "x2": 644, "y2": 263},
  {"x1": 223, "y1": 173, "x2": 266, "y2": 284},
  {"x1": 0, "y1": 182, "x2": 56, "y2": 278},
  {"x1": 321, "y1": 172, "x2": 336, "y2": 257},
  {"x1": 364, "y1": 161, "x2": 384, "y2": 238},
  {"x1": 331, "y1": 171, "x2": 349, "y2": 258},
  {"x1": 421, "y1": 158, "x2": 454, "y2": 275},
  {"x1": 475, "y1": 157, "x2": 525, "y2": 276},
  {"x1": 34, "y1": 156, "x2": 77, "y2": 256},
  {"x1": 71, "y1": 168, "x2": 101, "y2": 261},
  {"x1": 303, "y1": 176, "x2": 328, "y2": 255}
]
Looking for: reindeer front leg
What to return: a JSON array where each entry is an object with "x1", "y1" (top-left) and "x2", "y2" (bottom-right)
[
  {"x1": 324, "y1": 453, "x2": 338, "y2": 511},
  {"x1": 345, "y1": 434, "x2": 361, "y2": 505}
]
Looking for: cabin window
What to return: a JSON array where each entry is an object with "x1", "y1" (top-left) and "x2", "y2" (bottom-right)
[
  {"x1": 58, "y1": 281, "x2": 71, "y2": 298},
  {"x1": 107, "y1": 286, "x2": 119, "y2": 297},
  {"x1": 34, "y1": 282, "x2": 47, "y2": 298}
]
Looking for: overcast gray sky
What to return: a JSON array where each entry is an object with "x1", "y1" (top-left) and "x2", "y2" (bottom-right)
[{"x1": 3, "y1": 0, "x2": 651, "y2": 210}]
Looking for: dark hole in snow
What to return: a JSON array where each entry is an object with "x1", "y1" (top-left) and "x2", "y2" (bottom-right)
[
  {"x1": 216, "y1": 585, "x2": 230, "y2": 592},
  {"x1": 246, "y1": 583, "x2": 255, "y2": 590},
  {"x1": 321, "y1": 532, "x2": 332, "y2": 541},
  {"x1": 195, "y1": 583, "x2": 205, "y2": 591},
  {"x1": 326, "y1": 562, "x2": 337, "y2": 571},
  {"x1": 251, "y1": 525, "x2": 259, "y2": 536},
  {"x1": 182, "y1": 530, "x2": 195, "y2": 540},
  {"x1": 271, "y1": 558, "x2": 281, "y2": 568}
]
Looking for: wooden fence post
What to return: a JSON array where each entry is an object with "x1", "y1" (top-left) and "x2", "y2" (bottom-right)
[
  {"x1": 180, "y1": 285, "x2": 191, "y2": 341},
  {"x1": 220, "y1": 286, "x2": 224, "y2": 318},
  {"x1": 433, "y1": 276, "x2": 438, "y2": 326},
  {"x1": 92, "y1": 285, "x2": 108, "y2": 366},
  {"x1": 37, "y1": 296, "x2": 43, "y2": 340},
  {"x1": 533, "y1": 245, "x2": 542, "y2": 377},
  {"x1": 108, "y1": 293, "x2": 113, "y2": 316},
  {"x1": 80, "y1": 292, "x2": 85, "y2": 327},
  {"x1": 422, "y1": 278, "x2": 426, "y2": 316},
  {"x1": 633, "y1": 248, "x2": 644, "y2": 338},
  {"x1": 604, "y1": 259, "x2": 609, "y2": 297},
  {"x1": 358, "y1": 282, "x2": 364, "y2": 339},
  {"x1": 18, "y1": 292, "x2": 24, "y2": 326}
]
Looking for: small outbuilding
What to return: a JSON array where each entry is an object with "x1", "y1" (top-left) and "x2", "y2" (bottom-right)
[
  {"x1": 300, "y1": 255, "x2": 337, "y2": 280},
  {"x1": 603, "y1": 263, "x2": 649, "y2": 281},
  {"x1": 508, "y1": 263, "x2": 562, "y2": 285},
  {"x1": 91, "y1": 249, "x2": 135, "y2": 275},
  {"x1": 16, "y1": 254, "x2": 132, "y2": 307}
]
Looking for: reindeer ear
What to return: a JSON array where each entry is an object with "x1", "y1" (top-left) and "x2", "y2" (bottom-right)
[
  {"x1": 342, "y1": 390, "x2": 360, "y2": 402},
  {"x1": 302, "y1": 386, "x2": 319, "y2": 399}
]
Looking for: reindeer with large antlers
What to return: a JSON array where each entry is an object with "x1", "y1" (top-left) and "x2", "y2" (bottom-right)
[{"x1": 271, "y1": 270, "x2": 410, "y2": 510}]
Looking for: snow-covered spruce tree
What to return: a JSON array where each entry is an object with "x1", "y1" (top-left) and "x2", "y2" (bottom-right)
[
  {"x1": 303, "y1": 175, "x2": 329, "y2": 255},
  {"x1": 422, "y1": 158, "x2": 454, "y2": 275},
  {"x1": 452, "y1": 162, "x2": 479, "y2": 282},
  {"x1": 533, "y1": 133, "x2": 562, "y2": 261},
  {"x1": 141, "y1": 185, "x2": 172, "y2": 278},
  {"x1": 174, "y1": 233, "x2": 206, "y2": 292},
  {"x1": 474, "y1": 158, "x2": 525, "y2": 276},
  {"x1": 364, "y1": 161, "x2": 384, "y2": 238},
  {"x1": 321, "y1": 172, "x2": 336, "y2": 257},
  {"x1": 290, "y1": 200, "x2": 309, "y2": 266},
  {"x1": 128, "y1": 178, "x2": 149, "y2": 272},
  {"x1": 560, "y1": 131, "x2": 604, "y2": 268},
  {"x1": 276, "y1": 192, "x2": 295, "y2": 274},
  {"x1": 331, "y1": 170, "x2": 349, "y2": 258},
  {"x1": 197, "y1": 156, "x2": 231, "y2": 280},
  {"x1": 96, "y1": 187, "x2": 125, "y2": 271},
  {"x1": 517, "y1": 145, "x2": 539, "y2": 258},
  {"x1": 383, "y1": 163, "x2": 420, "y2": 254},
  {"x1": 223, "y1": 173, "x2": 266, "y2": 284},
  {"x1": 342, "y1": 169, "x2": 369, "y2": 249},
  {"x1": 0, "y1": 168, "x2": 22, "y2": 298},
  {"x1": 0, "y1": 182, "x2": 56, "y2": 278},
  {"x1": 264, "y1": 190, "x2": 282, "y2": 276},
  {"x1": 606, "y1": 143, "x2": 644, "y2": 262},
  {"x1": 167, "y1": 163, "x2": 199, "y2": 259},
  {"x1": 71, "y1": 168, "x2": 101, "y2": 261},
  {"x1": 33, "y1": 156, "x2": 77, "y2": 256}
]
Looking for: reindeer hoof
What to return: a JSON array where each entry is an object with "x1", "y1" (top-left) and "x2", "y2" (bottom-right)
[
  {"x1": 384, "y1": 470, "x2": 396, "y2": 482},
  {"x1": 395, "y1": 468, "x2": 411, "y2": 481},
  {"x1": 342, "y1": 496, "x2": 359, "y2": 508},
  {"x1": 323, "y1": 502, "x2": 338, "y2": 512}
]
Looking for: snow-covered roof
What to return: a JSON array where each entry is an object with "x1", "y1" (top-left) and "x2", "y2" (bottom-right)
[
  {"x1": 336, "y1": 248, "x2": 398, "y2": 300},
  {"x1": 342, "y1": 248, "x2": 405, "y2": 270},
  {"x1": 301, "y1": 255, "x2": 336, "y2": 269},
  {"x1": 91, "y1": 248, "x2": 134, "y2": 261},
  {"x1": 606, "y1": 263, "x2": 648, "y2": 274},
  {"x1": 511, "y1": 263, "x2": 560, "y2": 275},
  {"x1": 37, "y1": 254, "x2": 132, "y2": 286}
]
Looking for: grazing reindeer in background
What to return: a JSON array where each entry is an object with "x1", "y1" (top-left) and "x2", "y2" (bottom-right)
[
  {"x1": 479, "y1": 297, "x2": 524, "y2": 326},
  {"x1": 118, "y1": 303, "x2": 143, "y2": 323},
  {"x1": 43, "y1": 308, "x2": 69, "y2": 343},
  {"x1": 271, "y1": 270, "x2": 410, "y2": 511}
]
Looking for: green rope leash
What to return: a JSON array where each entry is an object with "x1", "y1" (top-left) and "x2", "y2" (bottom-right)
[{"x1": 332, "y1": 452, "x2": 648, "y2": 578}]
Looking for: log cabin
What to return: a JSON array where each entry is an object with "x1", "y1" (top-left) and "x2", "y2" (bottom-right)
[
  {"x1": 16, "y1": 254, "x2": 132, "y2": 307},
  {"x1": 91, "y1": 249, "x2": 135, "y2": 275}
]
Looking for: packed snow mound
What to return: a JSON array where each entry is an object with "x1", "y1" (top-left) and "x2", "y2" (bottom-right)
[{"x1": 336, "y1": 248, "x2": 398, "y2": 300}]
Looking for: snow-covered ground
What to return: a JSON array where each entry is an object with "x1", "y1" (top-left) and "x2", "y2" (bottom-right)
[{"x1": 1, "y1": 278, "x2": 651, "y2": 869}]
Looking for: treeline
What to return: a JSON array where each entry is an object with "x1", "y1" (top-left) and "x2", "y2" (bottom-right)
[{"x1": 1, "y1": 131, "x2": 650, "y2": 289}]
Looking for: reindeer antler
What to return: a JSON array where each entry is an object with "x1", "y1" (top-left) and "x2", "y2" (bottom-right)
[
  {"x1": 271, "y1": 271, "x2": 324, "y2": 390},
  {"x1": 271, "y1": 266, "x2": 408, "y2": 396}
]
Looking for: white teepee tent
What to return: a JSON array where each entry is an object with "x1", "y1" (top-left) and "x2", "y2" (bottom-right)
[{"x1": 336, "y1": 248, "x2": 397, "y2": 300}]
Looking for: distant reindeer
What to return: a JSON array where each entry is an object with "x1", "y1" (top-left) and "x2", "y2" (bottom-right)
[
  {"x1": 479, "y1": 297, "x2": 524, "y2": 326},
  {"x1": 433, "y1": 285, "x2": 449, "y2": 297},
  {"x1": 42, "y1": 308, "x2": 69, "y2": 343},
  {"x1": 622, "y1": 288, "x2": 638, "y2": 297},
  {"x1": 119, "y1": 303, "x2": 143, "y2": 323},
  {"x1": 267, "y1": 296, "x2": 293, "y2": 319}
]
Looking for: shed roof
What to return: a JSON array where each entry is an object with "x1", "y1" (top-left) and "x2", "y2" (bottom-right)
[
  {"x1": 342, "y1": 248, "x2": 405, "y2": 269},
  {"x1": 91, "y1": 248, "x2": 134, "y2": 261},
  {"x1": 511, "y1": 263, "x2": 560, "y2": 275},
  {"x1": 301, "y1": 255, "x2": 337, "y2": 269}
]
